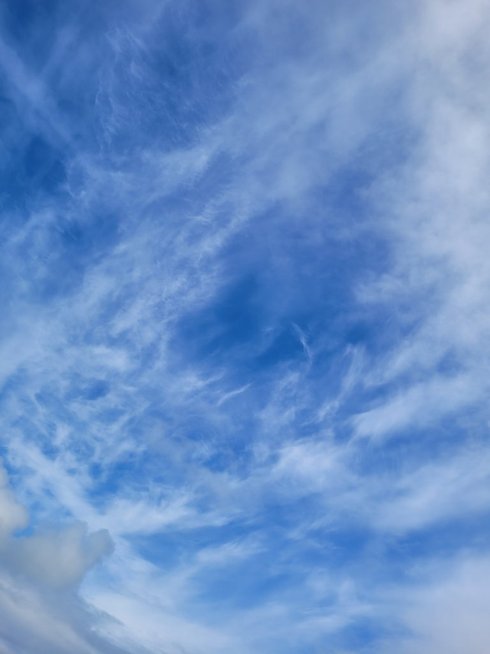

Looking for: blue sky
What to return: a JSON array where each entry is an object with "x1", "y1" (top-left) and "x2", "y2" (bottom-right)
[{"x1": 0, "y1": 0, "x2": 490, "y2": 652}]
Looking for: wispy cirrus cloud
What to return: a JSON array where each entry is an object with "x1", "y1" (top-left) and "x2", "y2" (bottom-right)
[{"x1": 0, "y1": 0, "x2": 489, "y2": 652}]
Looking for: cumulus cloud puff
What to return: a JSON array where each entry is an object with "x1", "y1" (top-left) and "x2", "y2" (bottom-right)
[{"x1": 0, "y1": 465, "x2": 121, "y2": 653}]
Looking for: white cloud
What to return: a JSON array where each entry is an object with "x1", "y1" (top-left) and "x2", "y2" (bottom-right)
[
  {"x1": 0, "y1": 466, "x2": 27, "y2": 537},
  {"x1": 6, "y1": 523, "x2": 113, "y2": 590},
  {"x1": 0, "y1": 464, "x2": 123, "y2": 654},
  {"x1": 0, "y1": 0, "x2": 489, "y2": 651},
  {"x1": 380, "y1": 554, "x2": 490, "y2": 654},
  {"x1": 353, "y1": 0, "x2": 490, "y2": 440}
]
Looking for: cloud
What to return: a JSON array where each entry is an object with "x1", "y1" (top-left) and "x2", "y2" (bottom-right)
[
  {"x1": 380, "y1": 554, "x2": 490, "y2": 654},
  {"x1": 0, "y1": 0, "x2": 489, "y2": 652},
  {"x1": 0, "y1": 466, "x2": 27, "y2": 536},
  {"x1": 352, "y1": 0, "x2": 490, "y2": 441},
  {"x1": 0, "y1": 464, "x2": 123, "y2": 654},
  {"x1": 6, "y1": 523, "x2": 113, "y2": 589}
]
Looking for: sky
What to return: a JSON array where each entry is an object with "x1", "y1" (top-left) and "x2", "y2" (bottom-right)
[{"x1": 0, "y1": 0, "x2": 490, "y2": 652}]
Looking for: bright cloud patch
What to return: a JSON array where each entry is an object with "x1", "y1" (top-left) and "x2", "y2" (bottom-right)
[{"x1": 0, "y1": 0, "x2": 489, "y2": 652}]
